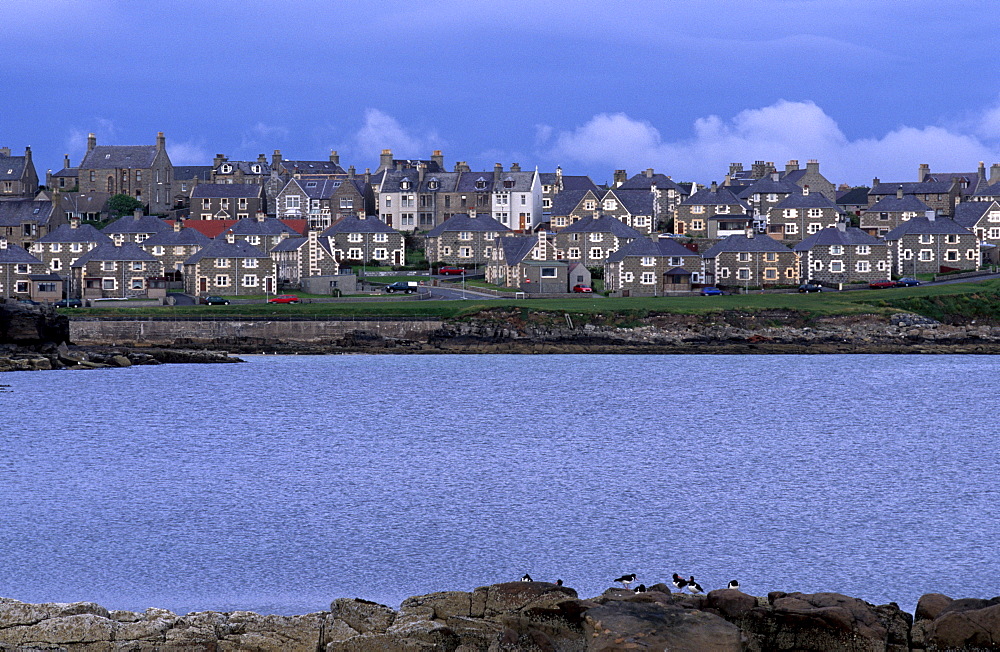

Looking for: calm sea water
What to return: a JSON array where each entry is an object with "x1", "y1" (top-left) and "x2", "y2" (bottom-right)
[{"x1": 1, "y1": 354, "x2": 997, "y2": 615}]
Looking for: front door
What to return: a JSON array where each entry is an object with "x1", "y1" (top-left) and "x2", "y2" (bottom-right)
[
  {"x1": 266, "y1": 277, "x2": 273, "y2": 293},
  {"x1": 199, "y1": 277, "x2": 207, "y2": 293}
]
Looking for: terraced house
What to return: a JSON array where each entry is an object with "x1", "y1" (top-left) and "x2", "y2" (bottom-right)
[
  {"x1": 599, "y1": 188, "x2": 656, "y2": 236},
  {"x1": 614, "y1": 169, "x2": 685, "y2": 226},
  {"x1": 31, "y1": 219, "x2": 112, "y2": 295},
  {"x1": 276, "y1": 176, "x2": 372, "y2": 230},
  {"x1": 183, "y1": 235, "x2": 275, "y2": 296},
  {"x1": 765, "y1": 188, "x2": 843, "y2": 243},
  {"x1": 485, "y1": 233, "x2": 557, "y2": 289},
  {"x1": 883, "y1": 216, "x2": 978, "y2": 275},
  {"x1": 190, "y1": 184, "x2": 266, "y2": 221},
  {"x1": 860, "y1": 188, "x2": 933, "y2": 237},
  {"x1": 424, "y1": 211, "x2": 510, "y2": 266},
  {"x1": 738, "y1": 172, "x2": 801, "y2": 228},
  {"x1": 103, "y1": 210, "x2": 172, "y2": 245},
  {"x1": 539, "y1": 167, "x2": 599, "y2": 215},
  {"x1": 222, "y1": 215, "x2": 299, "y2": 253},
  {"x1": 0, "y1": 199, "x2": 57, "y2": 249},
  {"x1": 271, "y1": 230, "x2": 339, "y2": 285},
  {"x1": 0, "y1": 238, "x2": 47, "y2": 299},
  {"x1": 551, "y1": 215, "x2": 643, "y2": 267},
  {"x1": 702, "y1": 233, "x2": 799, "y2": 288},
  {"x1": 604, "y1": 236, "x2": 703, "y2": 296},
  {"x1": 674, "y1": 182, "x2": 750, "y2": 238},
  {"x1": 867, "y1": 179, "x2": 959, "y2": 217},
  {"x1": 76, "y1": 132, "x2": 173, "y2": 213},
  {"x1": 71, "y1": 243, "x2": 162, "y2": 299},
  {"x1": 141, "y1": 220, "x2": 212, "y2": 277},
  {"x1": 953, "y1": 200, "x2": 1000, "y2": 264},
  {"x1": 375, "y1": 167, "x2": 461, "y2": 231},
  {"x1": 321, "y1": 214, "x2": 405, "y2": 266},
  {"x1": 548, "y1": 189, "x2": 603, "y2": 231},
  {"x1": 793, "y1": 222, "x2": 891, "y2": 284},
  {"x1": 0, "y1": 146, "x2": 38, "y2": 197}
]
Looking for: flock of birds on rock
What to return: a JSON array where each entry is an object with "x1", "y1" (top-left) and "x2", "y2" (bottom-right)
[{"x1": 519, "y1": 572, "x2": 740, "y2": 595}]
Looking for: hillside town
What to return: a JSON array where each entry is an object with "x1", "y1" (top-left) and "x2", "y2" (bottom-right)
[{"x1": 3, "y1": 132, "x2": 1000, "y2": 303}]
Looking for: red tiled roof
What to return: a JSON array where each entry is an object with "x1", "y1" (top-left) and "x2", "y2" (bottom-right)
[{"x1": 167, "y1": 218, "x2": 308, "y2": 239}]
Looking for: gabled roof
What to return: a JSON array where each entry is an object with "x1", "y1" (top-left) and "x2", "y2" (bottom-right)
[
  {"x1": 772, "y1": 192, "x2": 840, "y2": 211},
  {"x1": 866, "y1": 195, "x2": 932, "y2": 213},
  {"x1": 793, "y1": 226, "x2": 883, "y2": 251},
  {"x1": 871, "y1": 181, "x2": 954, "y2": 196},
  {"x1": 737, "y1": 175, "x2": 800, "y2": 199},
  {"x1": 173, "y1": 166, "x2": 214, "y2": 182},
  {"x1": 103, "y1": 214, "x2": 173, "y2": 235},
  {"x1": 215, "y1": 160, "x2": 270, "y2": 175},
  {"x1": 190, "y1": 183, "x2": 263, "y2": 199},
  {"x1": 952, "y1": 201, "x2": 996, "y2": 229},
  {"x1": 455, "y1": 173, "x2": 496, "y2": 193},
  {"x1": 539, "y1": 173, "x2": 599, "y2": 193},
  {"x1": 72, "y1": 242, "x2": 157, "y2": 266},
  {"x1": 496, "y1": 235, "x2": 539, "y2": 266},
  {"x1": 617, "y1": 172, "x2": 683, "y2": 193},
  {"x1": 883, "y1": 217, "x2": 974, "y2": 240},
  {"x1": 0, "y1": 152, "x2": 30, "y2": 181},
  {"x1": 270, "y1": 236, "x2": 333, "y2": 255},
  {"x1": 549, "y1": 189, "x2": 596, "y2": 216},
  {"x1": 36, "y1": 222, "x2": 112, "y2": 244},
  {"x1": 80, "y1": 145, "x2": 159, "y2": 169},
  {"x1": 277, "y1": 159, "x2": 346, "y2": 175},
  {"x1": 50, "y1": 167, "x2": 79, "y2": 179},
  {"x1": 58, "y1": 192, "x2": 111, "y2": 213},
  {"x1": 682, "y1": 185, "x2": 749, "y2": 209},
  {"x1": 605, "y1": 236, "x2": 697, "y2": 263},
  {"x1": 973, "y1": 181, "x2": 1000, "y2": 198},
  {"x1": 142, "y1": 226, "x2": 212, "y2": 247},
  {"x1": 493, "y1": 171, "x2": 535, "y2": 193},
  {"x1": 607, "y1": 189, "x2": 654, "y2": 215},
  {"x1": 224, "y1": 217, "x2": 298, "y2": 236},
  {"x1": 374, "y1": 169, "x2": 464, "y2": 193},
  {"x1": 321, "y1": 215, "x2": 399, "y2": 235},
  {"x1": 836, "y1": 187, "x2": 871, "y2": 206},
  {"x1": 285, "y1": 177, "x2": 344, "y2": 199},
  {"x1": 425, "y1": 213, "x2": 510, "y2": 236},
  {"x1": 702, "y1": 234, "x2": 794, "y2": 258},
  {"x1": 557, "y1": 215, "x2": 643, "y2": 239},
  {"x1": 183, "y1": 239, "x2": 269, "y2": 265},
  {"x1": 0, "y1": 200, "x2": 54, "y2": 227},
  {"x1": 0, "y1": 242, "x2": 42, "y2": 264}
]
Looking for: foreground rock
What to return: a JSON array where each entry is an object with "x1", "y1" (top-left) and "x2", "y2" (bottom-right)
[{"x1": 2, "y1": 587, "x2": 996, "y2": 651}]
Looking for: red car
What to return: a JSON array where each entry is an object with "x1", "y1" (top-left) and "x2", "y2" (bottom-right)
[
  {"x1": 438, "y1": 266, "x2": 466, "y2": 276},
  {"x1": 268, "y1": 294, "x2": 301, "y2": 304},
  {"x1": 868, "y1": 280, "x2": 896, "y2": 289},
  {"x1": 573, "y1": 284, "x2": 593, "y2": 293}
]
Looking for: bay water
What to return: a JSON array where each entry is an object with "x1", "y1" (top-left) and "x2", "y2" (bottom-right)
[{"x1": 1, "y1": 354, "x2": 997, "y2": 615}]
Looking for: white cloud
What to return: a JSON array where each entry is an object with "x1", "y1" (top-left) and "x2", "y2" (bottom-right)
[
  {"x1": 240, "y1": 122, "x2": 289, "y2": 150},
  {"x1": 351, "y1": 109, "x2": 443, "y2": 160},
  {"x1": 167, "y1": 140, "x2": 210, "y2": 166},
  {"x1": 540, "y1": 100, "x2": 1000, "y2": 185}
]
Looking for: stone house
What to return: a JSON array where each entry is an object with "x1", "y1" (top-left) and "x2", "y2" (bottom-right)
[
  {"x1": 674, "y1": 182, "x2": 750, "y2": 238},
  {"x1": 277, "y1": 177, "x2": 372, "y2": 230},
  {"x1": 211, "y1": 153, "x2": 272, "y2": 185},
  {"x1": 46, "y1": 154, "x2": 79, "y2": 192},
  {"x1": 919, "y1": 162, "x2": 990, "y2": 199},
  {"x1": 604, "y1": 236, "x2": 704, "y2": 296},
  {"x1": 221, "y1": 215, "x2": 300, "y2": 253},
  {"x1": 0, "y1": 238, "x2": 47, "y2": 299},
  {"x1": 485, "y1": 233, "x2": 557, "y2": 288},
  {"x1": 614, "y1": 169, "x2": 685, "y2": 227},
  {"x1": 836, "y1": 186, "x2": 871, "y2": 218},
  {"x1": 0, "y1": 199, "x2": 58, "y2": 249},
  {"x1": 104, "y1": 210, "x2": 173, "y2": 245},
  {"x1": 883, "y1": 216, "x2": 978, "y2": 275},
  {"x1": 702, "y1": 233, "x2": 799, "y2": 288},
  {"x1": 183, "y1": 236, "x2": 276, "y2": 296},
  {"x1": 953, "y1": 200, "x2": 1000, "y2": 264},
  {"x1": 274, "y1": 151, "x2": 347, "y2": 179},
  {"x1": 551, "y1": 215, "x2": 643, "y2": 268},
  {"x1": 781, "y1": 160, "x2": 836, "y2": 201},
  {"x1": 548, "y1": 189, "x2": 603, "y2": 232},
  {"x1": 424, "y1": 211, "x2": 511, "y2": 266},
  {"x1": 793, "y1": 222, "x2": 891, "y2": 284},
  {"x1": 0, "y1": 146, "x2": 38, "y2": 198},
  {"x1": 190, "y1": 184, "x2": 266, "y2": 221},
  {"x1": 738, "y1": 173, "x2": 801, "y2": 228},
  {"x1": 141, "y1": 220, "x2": 212, "y2": 277},
  {"x1": 56, "y1": 191, "x2": 112, "y2": 223},
  {"x1": 868, "y1": 179, "x2": 959, "y2": 217},
  {"x1": 539, "y1": 168, "x2": 598, "y2": 216},
  {"x1": 31, "y1": 219, "x2": 112, "y2": 294},
  {"x1": 322, "y1": 214, "x2": 406, "y2": 267},
  {"x1": 271, "y1": 230, "x2": 340, "y2": 284},
  {"x1": 765, "y1": 189, "x2": 843, "y2": 243},
  {"x1": 860, "y1": 189, "x2": 933, "y2": 237},
  {"x1": 600, "y1": 189, "x2": 656, "y2": 236},
  {"x1": 76, "y1": 132, "x2": 173, "y2": 213},
  {"x1": 375, "y1": 168, "x2": 462, "y2": 231},
  {"x1": 171, "y1": 165, "x2": 214, "y2": 203},
  {"x1": 71, "y1": 242, "x2": 163, "y2": 299}
]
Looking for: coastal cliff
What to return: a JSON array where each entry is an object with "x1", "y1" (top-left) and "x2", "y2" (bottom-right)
[{"x1": 1, "y1": 585, "x2": 997, "y2": 651}]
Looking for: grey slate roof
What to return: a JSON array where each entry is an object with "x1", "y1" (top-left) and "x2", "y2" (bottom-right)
[
  {"x1": 270, "y1": 236, "x2": 333, "y2": 255},
  {"x1": 952, "y1": 201, "x2": 995, "y2": 229},
  {"x1": 80, "y1": 146, "x2": 158, "y2": 169},
  {"x1": 702, "y1": 234, "x2": 793, "y2": 258},
  {"x1": 539, "y1": 173, "x2": 599, "y2": 192},
  {"x1": 72, "y1": 242, "x2": 157, "y2": 267},
  {"x1": 224, "y1": 217, "x2": 298, "y2": 237},
  {"x1": 36, "y1": 223, "x2": 112, "y2": 244},
  {"x1": 605, "y1": 236, "x2": 698, "y2": 263},
  {"x1": 617, "y1": 172, "x2": 683, "y2": 193},
  {"x1": 142, "y1": 227, "x2": 212, "y2": 247},
  {"x1": 682, "y1": 186, "x2": 749, "y2": 209},
  {"x1": 973, "y1": 181, "x2": 1000, "y2": 198},
  {"x1": 425, "y1": 213, "x2": 510, "y2": 237},
  {"x1": 866, "y1": 195, "x2": 932, "y2": 213},
  {"x1": 871, "y1": 181, "x2": 954, "y2": 196},
  {"x1": 836, "y1": 187, "x2": 871, "y2": 206},
  {"x1": 737, "y1": 175, "x2": 801, "y2": 199},
  {"x1": 772, "y1": 192, "x2": 840, "y2": 211},
  {"x1": 793, "y1": 226, "x2": 882, "y2": 251},
  {"x1": 51, "y1": 167, "x2": 79, "y2": 179},
  {"x1": 321, "y1": 215, "x2": 400, "y2": 235},
  {"x1": 173, "y1": 166, "x2": 214, "y2": 181},
  {"x1": 103, "y1": 214, "x2": 173, "y2": 235},
  {"x1": 455, "y1": 173, "x2": 496, "y2": 193},
  {"x1": 496, "y1": 235, "x2": 538, "y2": 266},
  {"x1": 0, "y1": 200, "x2": 55, "y2": 227},
  {"x1": 215, "y1": 160, "x2": 270, "y2": 175},
  {"x1": 0, "y1": 242, "x2": 43, "y2": 264},
  {"x1": 190, "y1": 183, "x2": 262, "y2": 199},
  {"x1": 183, "y1": 239, "x2": 269, "y2": 265},
  {"x1": 277, "y1": 159, "x2": 346, "y2": 175},
  {"x1": 557, "y1": 215, "x2": 643, "y2": 239},
  {"x1": 0, "y1": 153, "x2": 29, "y2": 181},
  {"x1": 883, "y1": 217, "x2": 974, "y2": 240},
  {"x1": 58, "y1": 192, "x2": 111, "y2": 213},
  {"x1": 549, "y1": 190, "x2": 593, "y2": 216},
  {"x1": 608, "y1": 189, "x2": 654, "y2": 215}
]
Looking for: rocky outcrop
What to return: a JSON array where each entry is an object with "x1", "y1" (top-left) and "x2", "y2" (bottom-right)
[
  {"x1": 0, "y1": 344, "x2": 240, "y2": 372},
  {"x1": 3, "y1": 587, "x2": 996, "y2": 651},
  {"x1": 0, "y1": 303, "x2": 68, "y2": 347}
]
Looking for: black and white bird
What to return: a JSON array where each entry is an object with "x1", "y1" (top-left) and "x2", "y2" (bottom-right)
[
  {"x1": 614, "y1": 573, "x2": 637, "y2": 589},
  {"x1": 556, "y1": 579, "x2": 563, "y2": 586},
  {"x1": 672, "y1": 573, "x2": 688, "y2": 592},
  {"x1": 520, "y1": 573, "x2": 533, "y2": 582},
  {"x1": 687, "y1": 576, "x2": 704, "y2": 595},
  {"x1": 633, "y1": 584, "x2": 647, "y2": 594},
  {"x1": 727, "y1": 580, "x2": 740, "y2": 590}
]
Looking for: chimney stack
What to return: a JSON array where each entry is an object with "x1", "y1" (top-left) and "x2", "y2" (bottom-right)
[
  {"x1": 645, "y1": 168, "x2": 654, "y2": 178},
  {"x1": 918, "y1": 163, "x2": 930, "y2": 181},
  {"x1": 379, "y1": 149, "x2": 393, "y2": 171},
  {"x1": 64, "y1": 154, "x2": 71, "y2": 169},
  {"x1": 990, "y1": 164, "x2": 1000, "y2": 184},
  {"x1": 417, "y1": 162, "x2": 425, "y2": 184},
  {"x1": 330, "y1": 150, "x2": 339, "y2": 165},
  {"x1": 87, "y1": 133, "x2": 96, "y2": 151},
  {"x1": 803, "y1": 184, "x2": 810, "y2": 196},
  {"x1": 493, "y1": 163, "x2": 503, "y2": 184},
  {"x1": 226, "y1": 231, "x2": 235, "y2": 243},
  {"x1": 214, "y1": 154, "x2": 225, "y2": 167},
  {"x1": 786, "y1": 160, "x2": 799, "y2": 174},
  {"x1": 173, "y1": 217, "x2": 182, "y2": 232},
  {"x1": 348, "y1": 165, "x2": 356, "y2": 179},
  {"x1": 70, "y1": 216, "x2": 80, "y2": 229},
  {"x1": 469, "y1": 207, "x2": 477, "y2": 219},
  {"x1": 257, "y1": 153, "x2": 267, "y2": 164},
  {"x1": 272, "y1": 150, "x2": 282, "y2": 169},
  {"x1": 806, "y1": 159, "x2": 819, "y2": 174},
  {"x1": 431, "y1": 150, "x2": 444, "y2": 170},
  {"x1": 133, "y1": 209, "x2": 143, "y2": 220},
  {"x1": 613, "y1": 170, "x2": 627, "y2": 187},
  {"x1": 0, "y1": 238, "x2": 7, "y2": 250},
  {"x1": 156, "y1": 132, "x2": 165, "y2": 151},
  {"x1": 511, "y1": 162, "x2": 521, "y2": 172},
  {"x1": 710, "y1": 181, "x2": 718, "y2": 193},
  {"x1": 256, "y1": 211, "x2": 266, "y2": 223},
  {"x1": 896, "y1": 186, "x2": 904, "y2": 200},
  {"x1": 837, "y1": 218, "x2": 848, "y2": 232}
]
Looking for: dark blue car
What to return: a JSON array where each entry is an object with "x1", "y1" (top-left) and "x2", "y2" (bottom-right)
[{"x1": 700, "y1": 286, "x2": 724, "y2": 296}]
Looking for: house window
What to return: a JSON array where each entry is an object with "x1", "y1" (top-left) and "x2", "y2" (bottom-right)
[
  {"x1": 15, "y1": 263, "x2": 29, "y2": 274},
  {"x1": 248, "y1": 235, "x2": 261, "y2": 246},
  {"x1": 458, "y1": 231, "x2": 472, "y2": 241},
  {"x1": 764, "y1": 252, "x2": 777, "y2": 262},
  {"x1": 785, "y1": 267, "x2": 796, "y2": 278},
  {"x1": 373, "y1": 248, "x2": 388, "y2": 259},
  {"x1": 244, "y1": 258, "x2": 258, "y2": 268},
  {"x1": 808, "y1": 208, "x2": 823, "y2": 218},
  {"x1": 216, "y1": 275, "x2": 230, "y2": 286},
  {"x1": 216, "y1": 258, "x2": 229, "y2": 267},
  {"x1": 202, "y1": 198, "x2": 212, "y2": 210},
  {"x1": 691, "y1": 220, "x2": 704, "y2": 231},
  {"x1": 808, "y1": 223, "x2": 821, "y2": 234},
  {"x1": 856, "y1": 261, "x2": 870, "y2": 272},
  {"x1": 286, "y1": 195, "x2": 300, "y2": 209},
  {"x1": 401, "y1": 195, "x2": 415, "y2": 207},
  {"x1": 920, "y1": 234, "x2": 933, "y2": 244},
  {"x1": 51, "y1": 243, "x2": 62, "y2": 253},
  {"x1": 50, "y1": 259, "x2": 62, "y2": 271},
  {"x1": 718, "y1": 268, "x2": 730, "y2": 278},
  {"x1": 857, "y1": 245, "x2": 870, "y2": 255},
  {"x1": 348, "y1": 248, "x2": 362, "y2": 258},
  {"x1": 102, "y1": 278, "x2": 115, "y2": 290},
  {"x1": 624, "y1": 271, "x2": 634, "y2": 282},
  {"x1": 348, "y1": 233, "x2": 363, "y2": 243},
  {"x1": 589, "y1": 232, "x2": 603, "y2": 242},
  {"x1": 384, "y1": 197, "x2": 392, "y2": 208},
  {"x1": 878, "y1": 261, "x2": 889, "y2": 271},
  {"x1": 945, "y1": 250, "x2": 959, "y2": 261},
  {"x1": 640, "y1": 271, "x2": 655, "y2": 284},
  {"x1": 243, "y1": 274, "x2": 258, "y2": 286},
  {"x1": 919, "y1": 249, "x2": 933, "y2": 261},
  {"x1": 584, "y1": 200, "x2": 595, "y2": 210},
  {"x1": 640, "y1": 256, "x2": 655, "y2": 266},
  {"x1": 239, "y1": 198, "x2": 248, "y2": 210},
  {"x1": 737, "y1": 268, "x2": 751, "y2": 280},
  {"x1": 946, "y1": 234, "x2": 958, "y2": 244},
  {"x1": 340, "y1": 198, "x2": 353, "y2": 209},
  {"x1": 16, "y1": 281, "x2": 29, "y2": 293},
  {"x1": 691, "y1": 205, "x2": 705, "y2": 214},
  {"x1": 830, "y1": 261, "x2": 844, "y2": 273},
  {"x1": 374, "y1": 233, "x2": 388, "y2": 243},
  {"x1": 783, "y1": 209, "x2": 798, "y2": 218},
  {"x1": 737, "y1": 252, "x2": 750, "y2": 262},
  {"x1": 603, "y1": 199, "x2": 617, "y2": 210},
  {"x1": 715, "y1": 204, "x2": 730, "y2": 214},
  {"x1": 131, "y1": 278, "x2": 144, "y2": 290},
  {"x1": 785, "y1": 223, "x2": 798, "y2": 234},
  {"x1": 589, "y1": 247, "x2": 603, "y2": 259},
  {"x1": 830, "y1": 245, "x2": 843, "y2": 255},
  {"x1": 102, "y1": 261, "x2": 115, "y2": 271},
  {"x1": 131, "y1": 261, "x2": 144, "y2": 271},
  {"x1": 459, "y1": 247, "x2": 471, "y2": 258},
  {"x1": 568, "y1": 248, "x2": 580, "y2": 259},
  {"x1": 540, "y1": 267, "x2": 557, "y2": 278},
  {"x1": 764, "y1": 268, "x2": 778, "y2": 280}
]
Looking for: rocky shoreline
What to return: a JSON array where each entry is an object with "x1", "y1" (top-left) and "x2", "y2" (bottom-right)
[{"x1": 1, "y1": 584, "x2": 997, "y2": 651}]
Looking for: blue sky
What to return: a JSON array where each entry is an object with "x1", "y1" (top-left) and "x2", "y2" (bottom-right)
[{"x1": 4, "y1": 0, "x2": 1000, "y2": 187}]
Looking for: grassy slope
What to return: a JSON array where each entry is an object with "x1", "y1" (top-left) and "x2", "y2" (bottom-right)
[{"x1": 62, "y1": 280, "x2": 1000, "y2": 323}]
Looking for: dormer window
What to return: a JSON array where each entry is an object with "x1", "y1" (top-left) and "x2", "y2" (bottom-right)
[
  {"x1": 306, "y1": 181, "x2": 317, "y2": 188},
  {"x1": 400, "y1": 179, "x2": 411, "y2": 190},
  {"x1": 220, "y1": 164, "x2": 232, "y2": 173},
  {"x1": 428, "y1": 179, "x2": 439, "y2": 190},
  {"x1": 475, "y1": 178, "x2": 487, "y2": 190},
  {"x1": 251, "y1": 165, "x2": 261, "y2": 173},
  {"x1": 504, "y1": 178, "x2": 515, "y2": 189}
]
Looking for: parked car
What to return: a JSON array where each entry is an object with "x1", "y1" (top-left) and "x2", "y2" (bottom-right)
[
  {"x1": 385, "y1": 281, "x2": 419, "y2": 294},
  {"x1": 200, "y1": 295, "x2": 229, "y2": 305},
  {"x1": 895, "y1": 277, "x2": 921, "y2": 287},
  {"x1": 438, "y1": 266, "x2": 466, "y2": 276},
  {"x1": 54, "y1": 298, "x2": 83, "y2": 308},
  {"x1": 17, "y1": 299, "x2": 40, "y2": 306},
  {"x1": 798, "y1": 283, "x2": 823, "y2": 293},
  {"x1": 572, "y1": 284, "x2": 593, "y2": 293},
  {"x1": 869, "y1": 280, "x2": 897, "y2": 289},
  {"x1": 700, "y1": 286, "x2": 724, "y2": 296},
  {"x1": 268, "y1": 294, "x2": 301, "y2": 304}
]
